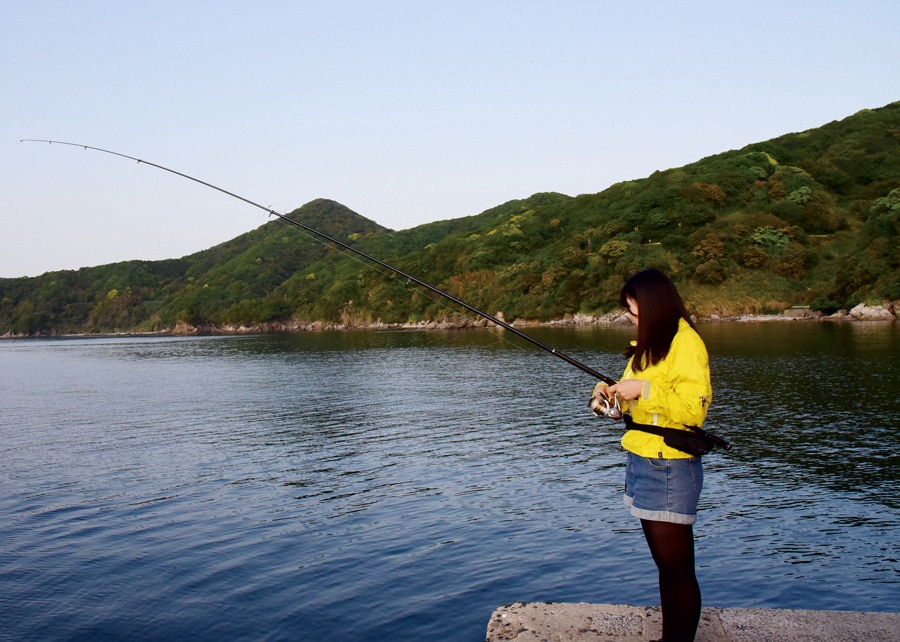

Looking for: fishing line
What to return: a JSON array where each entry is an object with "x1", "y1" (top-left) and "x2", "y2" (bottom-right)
[
  {"x1": 21, "y1": 138, "x2": 616, "y2": 384},
  {"x1": 18, "y1": 139, "x2": 510, "y2": 351}
]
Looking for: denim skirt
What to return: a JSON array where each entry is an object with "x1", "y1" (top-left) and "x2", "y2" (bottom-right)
[{"x1": 624, "y1": 451, "x2": 703, "y2": 525}]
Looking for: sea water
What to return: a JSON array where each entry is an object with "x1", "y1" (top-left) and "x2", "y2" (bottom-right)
[{"x1": 1, "y1": 322, "x2": 897, "y2": 641}]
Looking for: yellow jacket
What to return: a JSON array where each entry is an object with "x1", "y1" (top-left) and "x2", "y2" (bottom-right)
[{"x1": 620, "y1": 318, "x2": 712, "y2": 459}]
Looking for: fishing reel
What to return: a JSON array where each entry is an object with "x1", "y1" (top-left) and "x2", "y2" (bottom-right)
[{"x1": 588, "y1": 392, "x2": 622, "y2": 420}]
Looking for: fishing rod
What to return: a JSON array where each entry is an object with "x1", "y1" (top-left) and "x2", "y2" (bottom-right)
[{"x1": 22, "y1": 139, "x2": 617, "y2": 385}]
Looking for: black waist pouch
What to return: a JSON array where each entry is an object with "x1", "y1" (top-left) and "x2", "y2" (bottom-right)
[
  {"x1": 660, "y1": 428, "x2": 713, "y2": 457},
  {"x1": 623, "y1": 415, "x2": 714, "y2": 457}
]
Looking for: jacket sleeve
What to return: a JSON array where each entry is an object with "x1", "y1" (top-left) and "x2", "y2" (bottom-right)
[{"x1": 639, "y1": 327, "x2": 712, "y2": 428}]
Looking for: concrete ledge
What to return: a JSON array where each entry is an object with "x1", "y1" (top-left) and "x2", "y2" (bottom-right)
[{"x1": 485, "y1": 602, "x2": 900, "y2": 641}]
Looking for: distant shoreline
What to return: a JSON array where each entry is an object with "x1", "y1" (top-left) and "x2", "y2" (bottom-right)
[{"x1": 2, "y1": 303, "x2": 896, "y2": 340}]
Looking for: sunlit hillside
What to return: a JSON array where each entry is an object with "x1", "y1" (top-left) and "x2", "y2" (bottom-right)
[{"x1": 2, "y1": 102, "x2": 898, "y2": 335}]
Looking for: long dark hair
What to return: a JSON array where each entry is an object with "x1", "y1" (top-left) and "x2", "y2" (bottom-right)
[{"x1": 619, "y1": 269, "x2": 694, "y2": 371}]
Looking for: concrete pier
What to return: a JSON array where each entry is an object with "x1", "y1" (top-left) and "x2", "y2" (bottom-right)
[{"x1": 485, "y1": 602, "x2": 900, "y2": 641}]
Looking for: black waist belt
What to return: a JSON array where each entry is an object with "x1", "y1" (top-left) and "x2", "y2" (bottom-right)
[
  {"x1": 622, "y1": 414, "x2": 730, "y2": 457},
  {"x1": 622, "y1": 414, "x2": 670, "y2": 438}
]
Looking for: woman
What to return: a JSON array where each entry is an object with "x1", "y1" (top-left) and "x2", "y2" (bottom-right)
[{"x1": 591, "y1": 269, "x2": 712, "y2": 642}]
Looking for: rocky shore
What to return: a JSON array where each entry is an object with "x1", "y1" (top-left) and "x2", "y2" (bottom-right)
[
  {"x1": 2, "y1": 302, "x2": 896, "y2": 339},
  {"x1": 548, "y1": 301, "x2": 899, "y2": 326},
  {"x1": 170, "y1": 301, "x2": 897, "y2": 335}
]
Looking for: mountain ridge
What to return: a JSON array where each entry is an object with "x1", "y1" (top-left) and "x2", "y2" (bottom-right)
[{"x1": 3, "y1": 102, "x2": 898, "y2": 336}]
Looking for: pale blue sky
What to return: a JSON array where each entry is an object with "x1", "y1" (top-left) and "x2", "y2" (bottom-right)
[{"x1": 2, "y1": 1, "x2": 898, "y2": 277}]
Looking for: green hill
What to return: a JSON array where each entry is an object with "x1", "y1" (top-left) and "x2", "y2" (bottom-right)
[{"x1": 3, "y1": 102, "x2": 899, "y2": 336}]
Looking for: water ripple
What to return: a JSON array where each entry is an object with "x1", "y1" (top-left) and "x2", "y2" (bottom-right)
[{"x1": 1, "y1": 327, "x2": 897, "y2": 641}]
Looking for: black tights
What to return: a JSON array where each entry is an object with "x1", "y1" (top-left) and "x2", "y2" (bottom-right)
[{"x1": 641, "y1": 519, "x2": 701, "y2": 642}]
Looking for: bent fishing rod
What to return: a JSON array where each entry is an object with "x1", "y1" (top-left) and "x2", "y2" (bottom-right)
[{"x1": 22, "y1": 139, "x2": 616, "y2": 385}]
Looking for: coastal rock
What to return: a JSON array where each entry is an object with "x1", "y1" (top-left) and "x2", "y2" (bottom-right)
[
  {"x1": 173, "y1": 321, "x2": 199, "y2": 335},
  {"x1": 548, "y1": 312, "x2": 632, "y2": 326},
  {"x1": 782, "y1": 307, "x2": 824, "y2": 319},
  {"x1": 849, "y1": 303, "x2": 896, "y2": 320}
]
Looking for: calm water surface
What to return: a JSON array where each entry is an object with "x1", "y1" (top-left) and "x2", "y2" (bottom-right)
[{"x1": 1, "y1": 322, "x2": 898, "y2": 641}]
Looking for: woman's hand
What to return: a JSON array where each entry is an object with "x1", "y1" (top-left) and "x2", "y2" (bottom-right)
[
  {"x1": 589, "y1": 382, "x2": 621, "y2": 418},
  {"x1": 607, "y1": 379, "x2": 646, "y2": 401},
  {"x1": 591, "y1": 382, "x2": 610, "y2": 401}
]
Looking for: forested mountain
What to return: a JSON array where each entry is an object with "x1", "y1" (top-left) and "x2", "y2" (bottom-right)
[{"x1": 3, "y1": 102, "x2": 899, "y2": 336}]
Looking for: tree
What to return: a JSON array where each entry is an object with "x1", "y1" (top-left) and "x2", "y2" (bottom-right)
[
  {"x1": 750, "y1": 226, "x2": 790, "y2": 254},
  {"x1": 691, "y1": 233, "x2": 725, "y2": 261}
]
